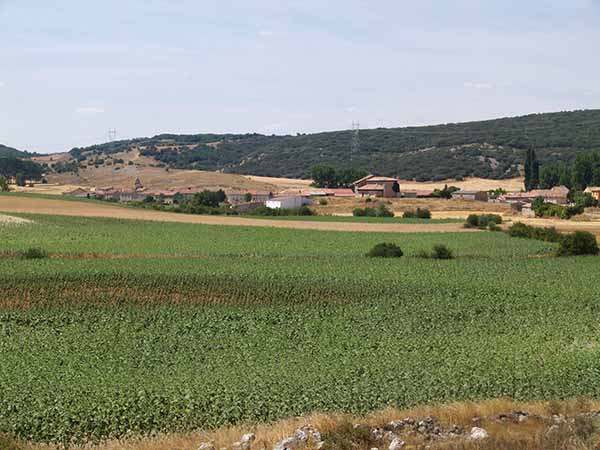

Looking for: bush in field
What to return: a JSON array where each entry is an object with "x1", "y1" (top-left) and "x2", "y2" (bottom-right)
[
  {"x1": 403, "y1": 208, "x2": 431, "y2": 219},
  {"x1": 465, "y1": 214, "x2": 502, "y2": 229},
  {"x1": 353, "y1": 204, "x2": 394, "y2": 218},
  {"x1": 19, "y1": 248, "x2": 48, "y2": 259},
  {"x1": 376, "y1": 204, "x2": 394, "y2": 217},
  {"x1": 508, "y1": 222, "x2": 562, "y2": 242},
  {"x1": 557, "y1": 231, "x2": 599, "y2": 256},
  {"x1": 319, "y1": 198, "x2": 328, "y2": 206},
  {"x1": 366, "y1": 243, "x2": 403, "y2": 258},
  {"x1": 431, "y1": 244, "x2": 454, "y2": 259}
]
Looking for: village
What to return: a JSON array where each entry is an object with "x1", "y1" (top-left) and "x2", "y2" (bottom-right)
[{"x1": 62, "y1": 173, "x2": 600, "y2": 218}]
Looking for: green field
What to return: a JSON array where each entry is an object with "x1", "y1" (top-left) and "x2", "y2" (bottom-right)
[{"x1": 1, "y1": 214, "x2": 600, "y2": 445}]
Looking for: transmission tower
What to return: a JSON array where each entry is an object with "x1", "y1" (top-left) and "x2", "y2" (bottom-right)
[
  {"x1": 108, "y1": 129, "x2": 117, "y2": 142},
  {"x1": 350, "y1": 121, "x2": 360, "y2": 160}
]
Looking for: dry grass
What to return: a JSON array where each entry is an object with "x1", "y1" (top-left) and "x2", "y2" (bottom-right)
[
  {"x1": 398, "y1": 177, "x2": 525, "y2": 192},
  {"x1": 18, "y1": 399, "x2": 600, "y2": 450},
  {"x1": 313, "y1": 197, "x2": 512, "y2": 216},
  {"x1": 36, "y1": 151, "x2": 310, "y2": 193}
]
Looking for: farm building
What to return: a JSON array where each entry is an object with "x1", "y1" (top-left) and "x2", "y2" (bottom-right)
[
  {"x1": 500, "y1": 186, "x2": 570, "y2": 205},
  {"x1": 265, "y1": 196, "x2": 312, "y2": 209},
  {"x1": 584, "y1": 186, "x2": 600, "y2": 201},
  {"x1": 451, "y1": 190, "x2": 489, "y2": 202},
  {"x1": 63, "y1": 188, "x2": 89, "y2": 198},
  {"x1": 353, "y1": 175, "x2": 400, "y2": 198},
  {"x1": 227, "y1": 190, "x2": 273, "y2": 205},
  {"x1": 402, "y1": 190, "x2": 435, "y2": 199},
  {"x1": 118, "y1": 191, "x2": 148, "y2": 202}
]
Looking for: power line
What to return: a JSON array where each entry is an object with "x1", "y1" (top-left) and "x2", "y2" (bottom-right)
[{"x1": 350, "y1": 121, "x2": 360, "y2": 160}]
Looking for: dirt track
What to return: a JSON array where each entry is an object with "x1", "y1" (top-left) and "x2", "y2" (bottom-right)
[{"x1": 0, "y1": 196, "x2": 473, "y2": 234}]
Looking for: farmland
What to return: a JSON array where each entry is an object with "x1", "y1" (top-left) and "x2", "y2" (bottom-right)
[{"x1": 2, "y1": 214, "x2": 600, "y2": 447}]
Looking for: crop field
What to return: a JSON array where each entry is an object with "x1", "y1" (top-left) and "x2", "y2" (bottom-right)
[{"x1": 1, "y1": 214, "x2": 600, "y2": 446}]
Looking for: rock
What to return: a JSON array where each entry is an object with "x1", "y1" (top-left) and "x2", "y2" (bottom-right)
[
  {"x1": 388, "y1": 438, "x2": 405, "y2": 450},
  {"x1": 552, "y1": 414, "x2": 566, "y2": 424},
  {"x1": 273, "y1": 436, "x2": 300, "y2": 450},
  {"x1": 241, "y1": 433, "x2": 256, "y2": 443},
  {"x1": 294, "y1": 425, "x2": 321, "y2": 443},
  {"x1": 383, "y1": 431, "x2": 398, "y2": 442},
  {"x1": 198, "y1": 443, "x2": 215, "y2": 450},
  {"x1": 232, "y1": 433, "x2": 256, "y2": 450},
  {"x1": 371, "y1": 427, "x2": 384, "y2": 441},
  {"x1": 469, "y1": 427, "x2": 489, "y2": 440},
  {"x1": 294, "y1": 428, "x2": 308, "y2": 443},
  {"x1": 315, "y1": 441, "x2": 325, "y2": 449},
  {"x1": 385, "y1": 420, "x2": 405, "y2": 431}
]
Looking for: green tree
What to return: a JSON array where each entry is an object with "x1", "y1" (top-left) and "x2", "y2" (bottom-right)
[
  {"x1": 244, "y1": 192, "x2": 253, "y2": 202},
  {"x1": 524, "y1": 148, "x2": 539, "y2": 191},
  {"x1": 15, "y1": 172, "x2": 26, "y2": 187},
  {"x1": 572, "y1": 153, "x2": 594, "y2": 190},
  {"x1": 311, "y1": 165, "x2": 338, "y2": 188},
  {"x1": 0, "y1": 176, "x2": 8, "y2": 192}
]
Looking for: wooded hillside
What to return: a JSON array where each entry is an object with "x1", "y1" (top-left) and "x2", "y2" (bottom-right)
[{"x1": 58, "y1": 109, "x2": 600, "y2": 180}]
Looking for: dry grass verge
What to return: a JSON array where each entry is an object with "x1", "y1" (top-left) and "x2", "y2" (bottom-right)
[{"x1": 17, "y1": 398, "x2": 600, "y2": 450}]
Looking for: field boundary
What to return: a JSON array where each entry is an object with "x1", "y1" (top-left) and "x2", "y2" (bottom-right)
[{"x1": 0, "y1": 195, "x2": 475, "y2": 234}]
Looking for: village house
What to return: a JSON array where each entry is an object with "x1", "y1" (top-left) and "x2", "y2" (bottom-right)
[
  {"x1": 353, "y1": 175, "x2": 400, "y2": 198},
  {"x1": 584, "y1": 186, "x2": 600, "y2": 201},
  {"x1": 451, "y1": 190, "x2": 489, "y2": 202},
  {"x1": 265, "y1": 196, "x2": 312, "y2": 209},
  {"x1": 63, "y1": 187, "x2": 89, "y2": 198},
  {"x1": 401, "y1": 190, "x2": 435, "y2": 199},
  {"x1": 500, "y1": 186, "x2": 570, "y2": 205},
  {"x1": 226, "y1": 190, "x2": 273, "y2": 205}
]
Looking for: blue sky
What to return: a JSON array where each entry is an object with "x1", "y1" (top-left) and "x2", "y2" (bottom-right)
[{"x1": 1, "y1": 0, "x2": 599, "y2": 153}]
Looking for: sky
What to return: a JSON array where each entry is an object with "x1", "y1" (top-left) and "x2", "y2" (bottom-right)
[{"x1": 1, "y1": 0, "x2": 600, "y2": 153}]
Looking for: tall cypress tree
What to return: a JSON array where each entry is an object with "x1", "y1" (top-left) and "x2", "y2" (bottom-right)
[
  {"x1": 524, "y1": 148, "x2": 539, "y2": 191},
  {"x1": 531, "y1": 149, "x2": 540, "y2": 190},
  {"x1": 524, "y1": 149, "x2": 532, "y2": 191}
]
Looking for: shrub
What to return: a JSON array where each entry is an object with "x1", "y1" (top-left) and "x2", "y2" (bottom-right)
[
  {"x1": 508, "y1": 222, "x2": 562, "y2": 242},
  {"x1": 466, "y1": 214, "x2": 480, "y2": 228},
  {"x1": 366, "y1": 243, "x2": 403, "y2": 258},
  {"x1": 19, "y1": 248, "x2": 48, "y2": 259},
  {"x1": 557, "y1": 231, "x2": 599, "y2": 256},
  {"x1": 319, "y1": 198, "x2": 328, "y2": 206},
  {"x1": 465, "y1": 214, "x2": 502, "y2": 229},
  {"x1": 376, "y1": 204, "x2": 394, "y2": 217},
  {"x1": 431, "y1": 244, "x2": 454, "y2": 259},
  {"x1": 488, "y1": 223, "x2": 501, "y2": 232},
  {"x1": 353, "y1": 205, "x2": 394, "y2": 218},
  {"x1": 403, "y1": 208, "x2": 431, "y2": 219}
]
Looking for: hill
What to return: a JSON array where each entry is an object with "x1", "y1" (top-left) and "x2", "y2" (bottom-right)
[
  {"x1": 65, "y1": 109, "x2": 600, "y2": 181},
  {"x1": 0, "y1": 144, "x2": 30, "y2": 159}
]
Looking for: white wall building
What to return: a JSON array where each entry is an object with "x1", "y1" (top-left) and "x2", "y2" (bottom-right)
[{"x1": 265, "y1": 196, "x2": 311, "y2": 209}]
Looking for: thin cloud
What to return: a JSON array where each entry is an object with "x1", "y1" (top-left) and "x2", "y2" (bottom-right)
[
  {"x1": 258, "y1": 30, "x2": 274, "y2": 38},
  {"x1": 75, "y1": 106, "x2": 105, "y2": 115},
  {"x1": 464, "y1": 82, "x2": 494, "y2": 90}
]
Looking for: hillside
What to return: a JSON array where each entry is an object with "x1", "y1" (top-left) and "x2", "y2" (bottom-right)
[
  {"x1": 65, "y1": 109, "x2": 600, "y2": 181},
  {"x1": 0, "y1": 144, "x2": 30, "y2": 159}
]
